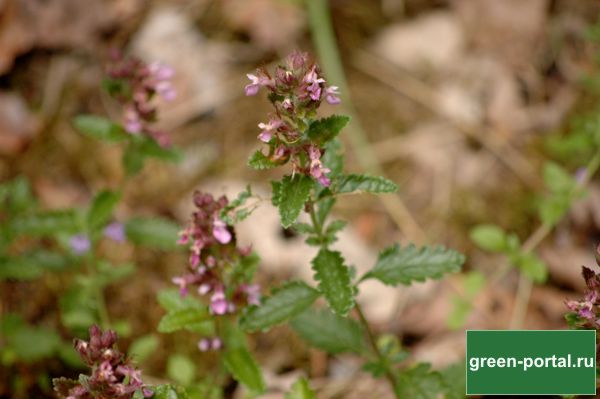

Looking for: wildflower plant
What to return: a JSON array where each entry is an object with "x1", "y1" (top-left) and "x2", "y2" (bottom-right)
[
  {"x1": 1, "y1": 54, "x2": 183, "y2": 395},
  {"x1": 157, "y1": 52, "x2": 467, "y2": 398}
]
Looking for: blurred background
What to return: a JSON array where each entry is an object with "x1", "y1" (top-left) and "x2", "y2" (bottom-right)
[{"x1": 2, "y1": 0, "x2": 600, "y2": 397}]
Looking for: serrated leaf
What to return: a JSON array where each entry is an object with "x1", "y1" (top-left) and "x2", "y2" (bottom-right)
[
  {"x1": 158, "y1": 308, "x2": 212, "y2": 334},
  {"x1": 306, "y1": 115, "x2": 350, "y2": 144},
  {"x1": 363, "y1": 244, "x2": 465, "y2": 286},
  {"x1": 167, "y1": 354, "x2": 197, "y2": 386},
  {"x1": 240, "y1": 282, "x2": 320, "y2": 332},
  {"x1": 470, "y1": 224, "x2": 507, "y2": 252},
  {"x1": 395, "y1": 363, "x2": 444, "y2": 399},
  {"x1": 223, "y1": 348, "x2": 265, "y2": 393},
  {"x1": 87, "y1": 190, "x2": 120, "y2": 231},
  {"x1": 321, "y1": 139, "x2": 344, "y2": 178},
  {"x1": 74, "y1": 115, "x2": 129, "y2": 142},
  {"x1": 11, "y1": 210, "x2": 79, "y2": 236},
  {"x1": 248, "y1": 150, "x2": 279, "y2": 170},
  {"x1": 278, "y1": 175, "x2": 313, "y2": 228},
  {"x1": 290, "y1": 308, "x2": 367, "y2": 354},
  {"x1": 129, "y1": 334, "x2": 159, "y2": 363},
  {"x1": 336, "y1": 174, "x2": 398, "y2": 194},
  {"x1": 125, "y1": 217, "x2": 180, "y2": 250},
  {"x1": 271, "y1": 180, "x2": 282, "y2": 206},
  {"x1": 440, "y1": 362, "x2": 466, "y2": 399},
  {"x1": 285, "y1": 378, "x2": 315, "y2": 399},
  {"x1": 311, "y1": 249, "x2": 354, "y2": 315}
]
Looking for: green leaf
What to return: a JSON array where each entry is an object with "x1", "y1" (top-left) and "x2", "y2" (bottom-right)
[
  {"x1": 290, "y1": 308, "x2": 367, "y2": 354},
  {"x1": 125, "y1": 217, "x2": 180, "y2": 250},
  {"x1": 514, "y1": 252, "x2": 548, "y2": 283},
  {"x1": 123, "y1": 143, "x2": 145, "y2": 176},
  {"x1": 395, "y1": 363, "x2": 444, "y2": 399},
  {"x1": 240, "y1": 281, "x2": 320, "y2": 332},
  {"x1": 440, "y1": 362, "x2": 466, "y2": 399},
  {"x1": 285, "y1": 378, "x2": 315, "y2": 399},
  {"x1": 311, "y1": 249, "x2": 355, "y2": 316},
  {"x1": 136, "y1": 136, "x2": 183, "y2": 163},
  {"x1": 543, "y1": 162, "x2": 575, "y2": 193},
  {"x1": 73, "y1": 115, "x2": 128, "y2": 142},
  {"x1": 223, "y1": 348, "x2": 265, "y2": 393},
  {"x1": 362, "y1": 244, "x2": 465, "y2": 286},
  {"x1": 11, "y1": 210, "x2": 79, "y2": 236},
  {"x1": 470, "y1": 224, "x2": 507, "y2": 252},
  {"x1": 320, "y1": 139, "x2": 344, "y2": 178},
  {"x1": 7, "y1": 325, "x2": 61, "y2": 362},
  {"x1": 158, "y1": 308, "x2": 213, "y2": 334},
  {"x1": 157, "y1": 289, "x2": 203, "y2": 313},
  {"x1": 151, "y1": 384, "x2": 189, "y2": 399},
  {"x1": 306, "y1": 115, "x2": 350, "y2": 144},
  {"x1": 336, "y1": 174, "x2": 398, "y2": 194},
  {"x1": 248, "y1": 150, "x2": 280, "y2": 170},
  {"x1": 539, "y1": 195, "x2": 570, "y2": 226},
  {"x1": 278, "y1": 175, "x2": 313, "y2": 228},
  {"x1": 271, "y1": 180, "x2": 282, "y2": 206},
  {"x1": 220, "y1": 185, "x2": 254, "y2": 224},
  {"x1": 0, "y1": 251, "x2": 70, "y2": 280},
  {"x1": 0, "y1": 176, "x2": 35, "y2": 214},
  {"x1": 128, "y1": 334, "x2": 159, "y2": 363},
  {"x1": 87, "y1": 190, "x2": 120, "y2": 231},
  {"x1": 167, "y1": 354, "x2": 197, "y2": 386}
]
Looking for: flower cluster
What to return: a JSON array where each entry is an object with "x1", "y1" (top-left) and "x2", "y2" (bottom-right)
[
  {"x1": 106, "y1": 51, "x2": 176, "y2": 147},
  {"x1": 174, "y1": 191, "x2": 261, "y2": 351},
  {"x1": 53, "y1": 325, "x2": 152, "y2": 399},
  {"x1": 565, "y1": 246, "x2": 600, "y2": 328},
  {"x1": 245, "y1": 51, "x2": 341, "y2": 186}
]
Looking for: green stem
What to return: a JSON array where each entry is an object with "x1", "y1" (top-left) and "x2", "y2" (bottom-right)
[
  {"x1": 85, "y1": 256, "x2": 111, "y2": 329},
  {"x1": 307, "y1": 197, "x2": 400, "y2": 397},
  {"x1": 355, "y1": 302, "x2": 401, "y2": 398},
  {"x1": 510, "y1": 147, "x2": 600, "y2": 328}
]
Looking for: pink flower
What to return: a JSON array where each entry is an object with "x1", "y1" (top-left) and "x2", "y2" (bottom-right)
[
  {"x1": 245, "y1": 73, "x2": 272, "y2": 96},
  {"x1": 198, "y1": 338, "x2": 211, "y2": 352},
  {"x1": 104, "y1": 222, "x2": 125, "y2": 243},
  {"x1": 325, "y1": 86, "x2": 341, "y2": 105},
  {"x1": 257, "y1": 119, "x2": 283, "y2": 143},
  {"x1": 308, "y1": 145, "x2": 331, "y2": 186},
  {"x1": 210, "y1": 289, "x2": 229, "y2": 315},
  {"x1": 212, "y1": 217, "x2": 232, "y2": 244}
]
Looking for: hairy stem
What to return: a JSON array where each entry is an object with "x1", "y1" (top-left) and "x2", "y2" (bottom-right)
[
  {"x1": 307, "y1": 197, "x2": 400, "y2": 397},
  {"x1": 85, "y1": 256, "x2": 111, "y2": 330}
]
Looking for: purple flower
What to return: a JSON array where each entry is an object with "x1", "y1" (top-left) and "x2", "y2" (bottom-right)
[
  {"x1": 104, "y1": 222, "x2": 126, "y2": 243},
  {"x1": 70, "y1": 234, "x2": 91, "y2": 255}
]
